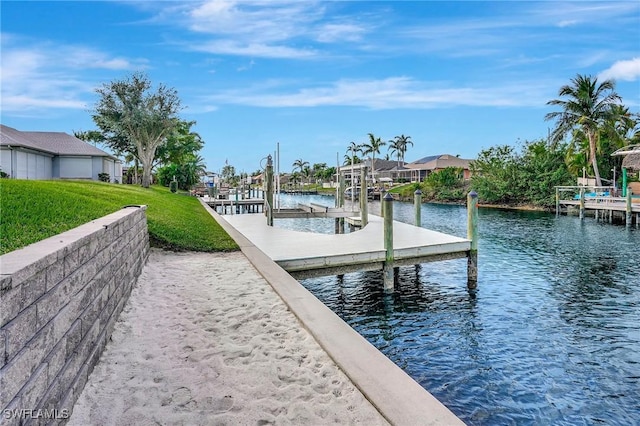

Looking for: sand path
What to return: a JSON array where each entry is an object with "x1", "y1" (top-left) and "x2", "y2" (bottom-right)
[{"x1": 69, "y1": 249, "x2": 388, "y2": 425}]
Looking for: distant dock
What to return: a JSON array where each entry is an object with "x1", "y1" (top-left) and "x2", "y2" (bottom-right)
[{"x1": 556, "y1": 186, "x2": 640, "y2": 225}]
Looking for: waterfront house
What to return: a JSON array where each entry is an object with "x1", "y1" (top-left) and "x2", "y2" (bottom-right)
[
  {"x1": 404, "y1": 154, "x2": 473, "y2": 182},
  {"x1": 0, "y1": 124, "x2": 121, "y2": 182},
  {"x1": 338, "y1": 158, "x2": 412, "y2": 184}
]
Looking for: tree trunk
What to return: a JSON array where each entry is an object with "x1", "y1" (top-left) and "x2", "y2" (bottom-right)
[
  {"x1": 139, "y1": 150, "x2": 155, "y2": 188},
  {"x1": 370, "y1": 156, "x2": 375, "y2": 186},
  {"x1": 588, "y1": 132, "x2": 602, "y2": 186}
]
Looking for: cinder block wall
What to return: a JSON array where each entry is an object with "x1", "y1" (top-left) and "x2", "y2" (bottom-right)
[{"x1": 0, "y1": 206, "x2": 149, "y2": 425}]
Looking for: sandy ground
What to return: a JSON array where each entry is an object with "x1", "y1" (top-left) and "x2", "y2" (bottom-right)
[{"x1": 69, "y1": 249, "x2": 388, "y2": 426}]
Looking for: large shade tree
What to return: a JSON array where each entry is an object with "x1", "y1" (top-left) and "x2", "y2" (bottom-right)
[
  {"x1": 545, "y1": 74, "x2": 621, "y2": 186},
  {"x1": 93, "y1": 72, "x2": 182, "y2": 188}
]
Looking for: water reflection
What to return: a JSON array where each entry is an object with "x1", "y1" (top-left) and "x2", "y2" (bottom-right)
[{"x1": 277, "y1": 195, "x2": 640, "y2": 425}]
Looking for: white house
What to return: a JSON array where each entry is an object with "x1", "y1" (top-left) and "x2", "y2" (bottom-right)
[{"x1": 0, "y1": 124, "x2": 122, "y2": 182}]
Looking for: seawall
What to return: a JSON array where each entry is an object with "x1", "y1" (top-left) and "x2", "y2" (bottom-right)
[{"x1": 0, "y1": 206, "x2": 149, "y2": 425}]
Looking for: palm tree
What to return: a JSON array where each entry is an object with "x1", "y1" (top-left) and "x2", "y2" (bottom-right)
[
  {"x1": 361, "y1": 133, "x2": 386, "y2": 184},
  {"x1": 545, "y1": 74, "x2": 621, "y2": 186},
  {"x1": 388, "y1": 134, "x2": 413, "y2": 169},
  {"x1": 343, "y1": 154, "x2": 361, "y2": 165},
  {"x1": 292, "y1": 158, "x2": 309, "y2": 173},
  {"x1": 346, "y1": 141, "x2": 361, "y2": 189},
  {"x1": 292, "y1": 158, "x2": 309, "y2": 190}
]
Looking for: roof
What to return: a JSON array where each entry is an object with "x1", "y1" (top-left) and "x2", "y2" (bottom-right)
[
  {"x1": 0, "y1": 124, "x2": 117, "y2": 159},
  {"x1": 367, "y1": 158, "x2": 404, "y2": 171},
  {"x1": 404, "y1": 154, "x2": 471, "y2": 171},
  {"x1": 338, "y1": 158, "x2": 407, "y2": 172},
  {"x1": 622, "y1": 152, "x2": 640, "y2": 170}
]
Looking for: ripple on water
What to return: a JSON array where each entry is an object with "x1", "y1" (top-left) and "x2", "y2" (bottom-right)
[{"x1": 276, "y1": 195, "x2": 640, "y2": 425}]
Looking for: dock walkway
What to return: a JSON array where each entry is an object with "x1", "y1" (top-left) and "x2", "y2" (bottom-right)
[{"x1": 222, "y1": 213, "x2": 471, "y2": 279}]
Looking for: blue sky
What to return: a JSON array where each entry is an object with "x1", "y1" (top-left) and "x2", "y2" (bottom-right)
[{"x1": 2, "y1": 1, "x2": 639, "y2": 175}]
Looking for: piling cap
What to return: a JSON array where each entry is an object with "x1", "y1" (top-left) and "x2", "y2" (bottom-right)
[
  {"x1": 414, "y1": 189, "x2": 422, "y2": 195},
  {"x1": 383, "y1": 192, "x2": 394, "y2": 201},
  {"x1": 468, "y1": 190, "x2": 478, "y2": 198}
]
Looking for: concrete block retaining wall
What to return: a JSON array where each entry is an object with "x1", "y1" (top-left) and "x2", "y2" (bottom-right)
[{"x1": 0, "y1": 206, "x2": 149, "y2": 425}]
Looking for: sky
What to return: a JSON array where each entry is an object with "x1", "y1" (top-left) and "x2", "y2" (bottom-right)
[{"x1": 2, "y1": 0, "x2": 639, "y2": 175}]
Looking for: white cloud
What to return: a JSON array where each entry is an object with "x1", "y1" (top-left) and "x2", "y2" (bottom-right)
[
  {"x1": 599, "y1": 58, "x2": 640, "y2": 82},
  {"x1": 204, "y1": 77, "x2": 550, "y2": 109},
  {"x1": 315, "y1": 23, "x2": 367, "y2": 43},
  {"x1": 1, "y1": 38, "x2": 144, "y2": 114},
  {"x1": 556, "y1": 20, "x2": 579, "y2": 28},
  {"x1": 192, "y1": 40, "x2": 316, "y2": 59},
  {"x1": 149, "y1": 1, "x2": 373, "y2": 59},
  {"x1": 186, "y1": 0, "x2": 322, "y2": 42}
]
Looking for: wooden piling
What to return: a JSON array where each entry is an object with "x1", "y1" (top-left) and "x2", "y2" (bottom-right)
[
  {"x1": 467, "y1": 191, "x2": 478, "y2": 289},
  {"x1": 338, "y1": 173, "x2": 345, "y2": 233},
  {"x1": 579, "y1": 187, "x2": 585, "y2": 220},
  {"x1": 414, "y1": 189, "x2": 422, "y2": 227},
  {"x1": 265, "y1": 155, "x2": 274, "y2": 226},
  {"x1": 383, "y1": 192, "x2": 394, "y2": 291},
  {"x1": 626, "y1": 186, "x2": 632, "y2": 227},
  {"x1": 360, "y1": 166, "x2": 368, "y2": 228},
  {"x1": 555, "y1": 187, "x2": 559, "y2": 217}
]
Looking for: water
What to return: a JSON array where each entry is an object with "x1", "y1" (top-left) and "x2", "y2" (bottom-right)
[{"x1": 274, "y1": 194, "x2": 640, "y2": 425}]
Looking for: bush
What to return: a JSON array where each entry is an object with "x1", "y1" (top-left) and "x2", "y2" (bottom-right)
[
  {"x1": 170, "y1": 180, "x2": 178, "y2": 193},
  {"x1": 98, "y1": 173, "x2": 110, "y2": 182}
]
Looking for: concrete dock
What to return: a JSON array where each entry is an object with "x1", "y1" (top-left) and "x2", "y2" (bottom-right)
[{"x1": 221, "y1": 213, "x2": 471, "y2": 279}]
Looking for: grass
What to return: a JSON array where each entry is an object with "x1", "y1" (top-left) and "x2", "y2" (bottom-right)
[{"x1": 0, "y1": 179, "x2": 239, "y2": 255}]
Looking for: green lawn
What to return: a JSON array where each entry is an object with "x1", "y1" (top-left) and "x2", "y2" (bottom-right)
[{"x1": 0, "y1": 180, "x2": 238, "y2": 255}]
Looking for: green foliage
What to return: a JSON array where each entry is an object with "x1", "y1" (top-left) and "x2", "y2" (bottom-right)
[
  {"x1": 98, "y1": 172, "x2": 110, "y2": 182},
  {"x1": 169, "y1": 180, "x2": 178, "y2": 193},
  {"x1": 388, "y1": 182, "x2": 421, "y2": 198},
  {"x1": 0, "y1": 180, "x2": 238, "y2": 255},
  {"x1": 93, "y1": 72, "x2": 182, "y2": 188},
  {"x1": 471, "y1": 139, "x2": 573, "y2": 208},
  {"x1": 221, "y1": 164, "x2": 238, "y2": 186},
  {"x1": 471, "y1": 145, "x2": 522, "y2": 204},
  {"x1": 157, "y1": 153, "x2": 205, "y2": 191},
  {"x1": 545, "y1": 74, "x2": 622, "y2": 186},
  {"x1": 423, "y1": 167, "x2": 467, "y2": 201},
  {"x1": 387, "y1": 134, "x2": 413, "y2": 166},
  {"x1": 155, "y1": 120, "x2": 204, "y2": 167}
]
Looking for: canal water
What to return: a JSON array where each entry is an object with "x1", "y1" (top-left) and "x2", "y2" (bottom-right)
[{"x1": 274, "y1": 194, "x2": 640, "y2": 425}]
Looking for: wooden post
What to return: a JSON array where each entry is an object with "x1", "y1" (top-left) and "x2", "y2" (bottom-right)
[
  {"x1": 265, "y1": 155, "x2": 274, "y2": 226},
  {"x1": 383, "y1": 192, "x2": 394, "y2": 291},
  {"x1": 360, "y1": 166, "x2": 368, "y2": 227},
  {"x1": 579, "y1": 187, "x2": 585, "y2": 220},
  {"x1": 338, "y1": 173, "x2": 345, "y2": 233},
  {"x1": 414, "y1": 189, "x2": 422, "y2": 227},
  {"x1": 622, "y1": 168, "x2": 628, "y2": 197},
  {"x1": 467, "y1": 191, "x2": 478, "y2": 289},
  {"x1": 555, "y1": 187, "x2": 559, "y2": 217},
  {"x1": 626, "y1": 186, "x2": 632, "y2": 227}
]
